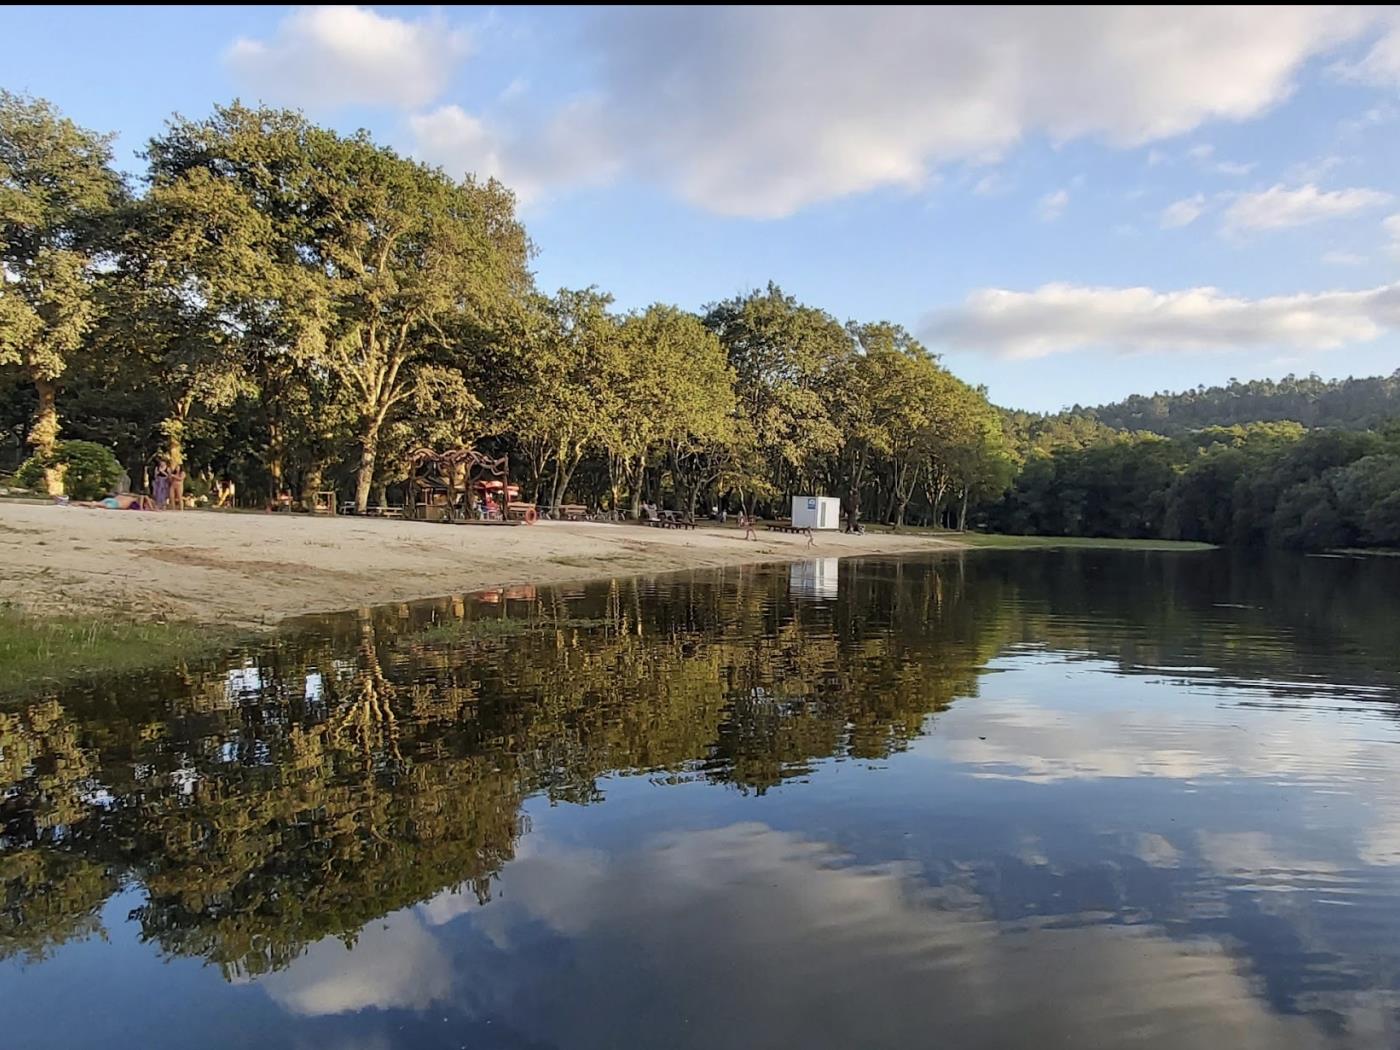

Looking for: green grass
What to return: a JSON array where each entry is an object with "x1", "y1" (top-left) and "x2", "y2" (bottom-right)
[
  {"x1": 955, "y1": 533, "x2": 1214, "y2": 551},
  {"x1": 412, "y1": 615, "x2": 609, "y2": 644},
  {"x1": 851, "y1": 521, "x2": 1212, "y2": 551},
  {"x1": 0, "y1": 607, "x2": 250, "y2": 695}
]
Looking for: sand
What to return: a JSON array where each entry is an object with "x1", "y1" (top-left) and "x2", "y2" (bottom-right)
[{"x1": 0, "y1": 502, "x2": 962, "y2": 627}]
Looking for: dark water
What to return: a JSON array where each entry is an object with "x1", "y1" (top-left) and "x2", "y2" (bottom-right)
[{"x1": 4, "y1": 549, "x2": 1400, "y2": 1049}]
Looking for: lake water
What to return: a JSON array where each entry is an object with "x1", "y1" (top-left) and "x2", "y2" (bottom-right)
[{"x1": 4, "y1": 549, "x2": 1400, "y2": 1049}]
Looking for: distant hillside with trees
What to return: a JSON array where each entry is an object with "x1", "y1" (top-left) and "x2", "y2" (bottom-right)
[{"x1": 1067, "y1": 372, "x2": 1400, "y2": 436}]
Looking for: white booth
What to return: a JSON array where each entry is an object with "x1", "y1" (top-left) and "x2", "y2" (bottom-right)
[{"x1": 791, "y1": 495, "x2": 840, "y2": 530}]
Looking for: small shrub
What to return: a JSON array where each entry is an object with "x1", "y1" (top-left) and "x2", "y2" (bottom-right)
[
  {"x1": 183, "y1": 474, "x2": 211, "y2": 501},
  {"x1": 16, "y1": 441, "x2": 123, "y2": 501},
  {"x1": 14, "y1": 456, "x2": 47, "y2": 491}
]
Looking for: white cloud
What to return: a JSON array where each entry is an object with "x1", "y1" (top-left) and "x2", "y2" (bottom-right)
[
  {"x1": 1038, "y1": 188, "x2": 1070, "y2": 221},
  {"x1": 409, "y1": 101, "x2": 618, "y2": 204},
  {"x1": 407, "y1": 6, "x2": 1378, "y2": 218},
  {"x1": 923, "y1": 280, "x2": 1400, "y2": 359},
  {"x1": 1336, "y1": 15, "x2": 1400, "y2": 86},
  {"x1": 1223, "y1": 183, "x2": 1392, "y2": 232},
  {"x1": 255, "y1": 910, "x2": 452, "y2": 1015},
  {"x1": 1382, "y1": 213, "x2": 1400, "y2": 257},
  {"x1": 1161, "y1": 194, "x2": 1207, "y2": 228},
  {"x1": 1286, "y1": 154, "x2": 1350, "y2": 182},
  {"x1": 1340, "y1": 103, "x2": 1398, "y2": 136},
  {"x1": 972, "y1": 172, "x2": 1012, "y2": 197},
  {"x1": 226, "y1": 6, "x2": 469, "y2": 110},
  {"x1": 1184, "y1": 143, "x2": 1255, "y2": 176},
  {"x1": 1322, "y1": 250, "x2": 1366, "y2": 265},
  {"x1": 453, "y1": 823, "x2": 1346, "y2": 1049}
]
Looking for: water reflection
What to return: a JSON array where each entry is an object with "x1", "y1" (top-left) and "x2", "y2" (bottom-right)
[{"x1": 3, "y1": 550, "x2": 1400, "y2": 1048}]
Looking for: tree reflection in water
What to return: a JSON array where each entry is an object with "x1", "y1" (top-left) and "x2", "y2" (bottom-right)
[{"x1": 2, "y1": 548, "x2": 1398, "y2": 1015}]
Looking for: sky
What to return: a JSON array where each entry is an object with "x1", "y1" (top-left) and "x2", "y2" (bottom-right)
[{"x1": 7, "y1": 4, "x2": 1400, "y2": 411}]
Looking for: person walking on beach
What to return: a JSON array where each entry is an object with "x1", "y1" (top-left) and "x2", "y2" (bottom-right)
[
  {"x1": 741, "y1": 510, "x2": 756, "y2": 541},
  {"x1": 153, "y1": 460, "x2": 170, "y2": 510},
  {"x1": 168, "y1": 464, "x2": 186, "y2": 511}
]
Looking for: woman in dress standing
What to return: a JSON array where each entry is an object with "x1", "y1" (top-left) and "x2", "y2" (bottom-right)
[{"x1": 153, "y1": 460, "x2": 170, "y2": 510}]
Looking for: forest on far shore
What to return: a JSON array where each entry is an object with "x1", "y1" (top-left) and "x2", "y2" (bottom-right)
[{"x1": 3, "y1": 90, "x2": 1398, "y2": 552}]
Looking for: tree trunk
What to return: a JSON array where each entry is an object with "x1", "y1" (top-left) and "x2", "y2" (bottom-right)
[
  {"x1": 30, "y1": 377, "x2": 64, "y2": 494},
  {"x1": 550, "y1": 450, "x2": 581, "y2": 513},
  {"x1": 267, "y1": 419, "x2": 285, "y2": 500},
  {"x1": 894, "y1": 492, "x2": 911, "y2": 529},
  {"x1": 303, "y1": 462, "x2": 325, "y2": 504},
  {"x1": 29, "y1": 377, "x2": 59, "y2": 457},
  {"x1": 549, "y1": 462, "x2": 565, "y2": 512},
  {"x1": 957, "y1": 489, "x2": 969, "y2": 531},
  {"x1": 630, "y1": 458, "x2": 644, "y2": 520},
  {"x1": 355, "y1": 415, "x2": 382, "y2": 514}
]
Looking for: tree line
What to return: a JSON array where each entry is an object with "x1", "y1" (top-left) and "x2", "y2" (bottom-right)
[
  {"x1": 1067, "y1": 371, "x2": 1400, "y2": 436},
  {"x1": 5, "y1": 90, "x2": 1397, "y2": 548},
  {"x1": 986, "y1": 420, "x2": 1400, "y2": 551},
  {"x1": 1, "y1": 92, "x2": 1008, "y2": 522}
]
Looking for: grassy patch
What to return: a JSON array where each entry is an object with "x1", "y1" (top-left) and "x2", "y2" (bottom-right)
[
  {"x1": 955, "y1": 533, "x2": 1214, "y2": 551},
  {"x1": 0, "y1": 607, "x2": 249, "y2": 696},
  {"x1": 412, "y1": 615, "x2": 609, "y2": 644}
]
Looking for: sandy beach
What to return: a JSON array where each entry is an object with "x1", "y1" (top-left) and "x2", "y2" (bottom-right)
[{"x1": 0, "y1": 502, "x2": 962, "y2": 627}]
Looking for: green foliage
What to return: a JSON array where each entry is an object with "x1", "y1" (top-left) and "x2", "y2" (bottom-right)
[
  {"x1": 6, "y1": 91, "x2": 1394, "y2": 551},
  {"x1": 989, "y1": 421, "x2": 1400, "y2": 552},
  {"x1": 1074, "y1": 371, "x2": 1400, "y2": 435},
  {"x1": 0, "y1": 91, "x2": 125, "y2": 455},
  {"x1": 15, "y1": 439, "x2": 121, "y2": 499}
]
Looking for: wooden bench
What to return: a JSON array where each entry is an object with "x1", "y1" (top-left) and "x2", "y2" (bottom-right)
[
  {"x1": 766, "y1": 523, "x2": 812, "y2": 535},
  {"x1": 340, "y1": 503, "x2": 404, "y2": 518},
  {"x1": 506, "y1": 502, "x2": 538, "y2": 523},
  {"x1": 557, "y1": 503, "x2": 589, "y2": 521},
  {"x1": 641, "y1": 515, "x2": 695, "y2": 530}
]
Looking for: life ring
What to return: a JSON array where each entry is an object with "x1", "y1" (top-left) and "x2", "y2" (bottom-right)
[{"x1": 523, "y1": 507, "x2": 537, "y2": 525}]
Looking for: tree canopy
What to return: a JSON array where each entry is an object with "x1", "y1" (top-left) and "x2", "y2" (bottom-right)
[{"x1": 3, "y1": 91, "x2": 1398, "y2": 551}]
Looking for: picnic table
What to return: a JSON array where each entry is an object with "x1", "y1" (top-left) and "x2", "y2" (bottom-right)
[
  {"x1": 340, "y1": 502, "x2": 404, "y2": 518},
  {"x1": 555, "y1": 503, "x2": 589, "y2": 521},
  {"x1": 643, "y1": 510, "x2": 696, "y2": 530},
  {"x1": 506, "y1": 501, "x2": 539, "y2": 524}
]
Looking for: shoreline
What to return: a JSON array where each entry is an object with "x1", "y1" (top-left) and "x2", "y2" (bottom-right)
[{"x1": 0, "y1": 502, "x2": 965, "y2": 629}]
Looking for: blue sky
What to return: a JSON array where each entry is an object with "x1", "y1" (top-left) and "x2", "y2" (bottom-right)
[{"x1": 7, "y1": 5, "x2": 1400, "y2": 411}]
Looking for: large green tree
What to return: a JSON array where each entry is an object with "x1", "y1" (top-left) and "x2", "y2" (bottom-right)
[
  {"x1": 615, "y1": 304, "x2": 735, "y2": 517},
  {"x1": 303, "y1": 132, "x2": 531, "y2": 511},
  {"x1": 510, "y1": 288, "x2": 621, "y2": 508},
  {"x1": 133, "y1": 104, "x2": 532, "y2": 510},
  {"x1": 0, "y1": 91, "x2": 124, "y2": 482},
  {"x1": 704, "y1": 283, "x2": 846, "y2": 506}
]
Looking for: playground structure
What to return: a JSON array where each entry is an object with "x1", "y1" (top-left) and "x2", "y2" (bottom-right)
[{"x1": 405, "y1": 447, "x2": 533, "y2": 524}]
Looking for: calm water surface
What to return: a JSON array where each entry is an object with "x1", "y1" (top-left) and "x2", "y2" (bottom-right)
[{"x1": 4, "y1": 549, "x2": 1400, "y2": 1049}]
